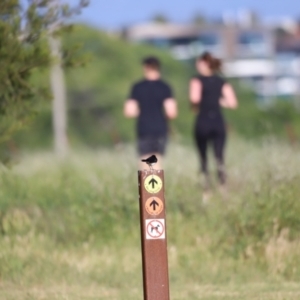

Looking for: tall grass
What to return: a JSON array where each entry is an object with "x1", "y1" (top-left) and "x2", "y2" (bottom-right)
[{"x1": 1, "y1": 136, "x2": 300, "y2": 299}]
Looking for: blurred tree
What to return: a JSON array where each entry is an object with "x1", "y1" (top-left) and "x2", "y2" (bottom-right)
[
  {"x1": 274, "y1": 27, "x2": 289, "y2": 38},
  {"x1": 192, "y1": 13, "x2": 207, "y2": 26},
  {"x1": 0, "y1": 0, "x2": 89, "y2": 162},
  {"x1": 152, "y1": 13, "x2": 169, "y2": 24},
  {"x1": 46, "y1": 0, "x2": 89, "y2": 158}
]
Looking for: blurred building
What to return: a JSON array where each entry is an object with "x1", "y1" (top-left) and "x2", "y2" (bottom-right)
[
  {"x1": 122, "y1": 12, "x2": 300, "y2": 104},
  {"x1": 123, "y1": 22, "x2": 273, "y2": 60}
]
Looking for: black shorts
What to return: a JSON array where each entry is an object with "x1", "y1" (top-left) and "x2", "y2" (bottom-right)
[{"x1": 137, "y1": 136, "x2": 167, "y2": 156}]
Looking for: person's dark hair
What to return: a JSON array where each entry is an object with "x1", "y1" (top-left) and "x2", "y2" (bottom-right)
[
  {"x1": 198, "y1": 51, "x2": 222, "y2": 73},
  {"x1": 142, "y1": 56, "x2": 161, "y2": 70}
]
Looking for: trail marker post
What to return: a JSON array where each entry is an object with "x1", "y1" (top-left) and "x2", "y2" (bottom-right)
[{"x1": 138, "y1": 169, "x2": 170, "y2": 300}]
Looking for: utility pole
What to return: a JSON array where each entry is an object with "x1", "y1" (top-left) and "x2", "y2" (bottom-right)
[
  {"x1": 45, "y1": 0, "x2": 89, "y2": 157},
  {"x1": 49, "y1": 35, "x2": 68, "y2": 158}
]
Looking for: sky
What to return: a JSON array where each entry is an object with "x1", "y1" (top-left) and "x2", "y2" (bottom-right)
[{"x1": 71, "y1": 0, "x2": 300, "y2": 29}]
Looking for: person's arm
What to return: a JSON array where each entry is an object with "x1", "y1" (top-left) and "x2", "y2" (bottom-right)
[
  {"x1": 124, "y1": 99, "x2": 139, "y2": 118},
  {"x1": 164, "y1": 98, "x2": 177, "y2": 119},
  {"x1": 189, "y1": 78, "x2": 202, "y2": 104},
  {"x1": 220, "y1": 83, "x2": 238, "y2": 109},
  {"x1": 124, "y1": 84, "x2": 140, "y2": 118},
  {"x1": 163, "y1": 84, "x2": 177, "y2": 119}
]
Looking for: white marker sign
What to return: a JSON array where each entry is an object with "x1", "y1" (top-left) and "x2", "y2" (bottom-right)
[{"x1": 145, "y1": 219, "x2": 165, "y2": 240}]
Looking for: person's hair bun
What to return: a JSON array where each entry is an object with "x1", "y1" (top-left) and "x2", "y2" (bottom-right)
[{"x1": 198, "y1": 52, "x2": 222, "y2": 73}]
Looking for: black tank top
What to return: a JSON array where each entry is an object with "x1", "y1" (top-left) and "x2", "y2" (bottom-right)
[
  {"x1": 196, "y1": 75, "x2": 225, "y2": 117},
  {"x1": 129, "y1": 79, "x2": 173, "y2": 138}
]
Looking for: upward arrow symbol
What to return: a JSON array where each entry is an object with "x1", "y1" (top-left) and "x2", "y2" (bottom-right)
[
  {"x1": 149, "y1": 178, "x2": 158, "y2": 189},
  {"x1": 150, "y1": 199, "x2": 159, "y2": 211}
]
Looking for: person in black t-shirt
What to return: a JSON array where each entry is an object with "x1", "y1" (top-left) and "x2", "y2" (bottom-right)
[
  {"x1": 189, "y1": 52, "x2": 238, "y2": 193},
  {"x1": 124, "y1": 57, "x2": 177, "y2": 169}
]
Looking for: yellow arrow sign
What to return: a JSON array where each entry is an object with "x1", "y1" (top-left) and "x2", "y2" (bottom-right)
[{"x1": 144, "y1": 175, "x2": 163, "y2": 194}]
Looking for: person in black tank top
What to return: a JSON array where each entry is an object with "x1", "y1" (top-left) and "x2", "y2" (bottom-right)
[{"x1": 189, "y1": 52, "x2": 238, "y2": 193}]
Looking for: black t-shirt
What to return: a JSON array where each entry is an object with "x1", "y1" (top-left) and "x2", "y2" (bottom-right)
[
  {"x1": 195, "y1": 75, "x2": 226, "y2": 115},
  {"x1": 129, "y1": 79, "x2": 173, "y2": 138}
]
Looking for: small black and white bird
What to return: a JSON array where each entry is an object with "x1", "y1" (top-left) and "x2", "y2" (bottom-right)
[{"x1": 141, "y1": 155, "x2": 158, "y2": 168}]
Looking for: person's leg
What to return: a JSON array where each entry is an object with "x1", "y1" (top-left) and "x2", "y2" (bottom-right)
[
  {"x1": 212, "y1": 128, "x2": 226, "y2": 185},
  {"x1": 196, "y1": 136, "x2": 208, "y2": 175},
  {"x1": 194, "y1": 126, "x2": 211, "y2": 192},
  {"x1": 194, "y1": 123, "x2": 209, "y2": 175}
]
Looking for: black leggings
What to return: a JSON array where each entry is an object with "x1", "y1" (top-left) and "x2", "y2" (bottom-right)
[{"x1": 194, "y1": 117, "x2": 226, "y2": 184}]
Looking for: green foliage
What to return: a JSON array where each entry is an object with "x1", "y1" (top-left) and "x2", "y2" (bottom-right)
[
  {"x1": 64, "y1": 26, "x2": 191, "y2": 146},
  {"x1": 16, "y1": 24, "x2": 300, "y2": 150},
  {"x1": 224, "y1": 83, "x2": 300, "y2": 141},
  {"x1": 17, "y1": 25, "x2": 191, "y2": 149},
  {"x1": 0, "y1": 1, "x2": 49, "y2": 144},
  {"x1": 0, "y1": 1, "x2": 89, "y2": 160}
]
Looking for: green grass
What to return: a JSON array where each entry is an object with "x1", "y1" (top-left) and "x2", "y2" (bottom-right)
[{"x1": 1, "y1": 136, "x2": 300, "y2": 299}]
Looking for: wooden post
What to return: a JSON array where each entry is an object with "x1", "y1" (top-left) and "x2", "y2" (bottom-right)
[{"x1": 138, "y1": 169, "x2": 170, "y2": 300}]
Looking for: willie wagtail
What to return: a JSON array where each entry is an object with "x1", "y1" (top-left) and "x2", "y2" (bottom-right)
[{"x1": 141, "y1": 155, "x2": 158, "y2": 168}]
